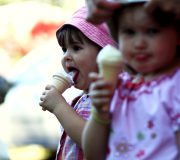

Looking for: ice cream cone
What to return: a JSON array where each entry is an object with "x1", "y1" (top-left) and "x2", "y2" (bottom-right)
[
  {"x1": 97, "y1": 45, "x2": 123, "y2": 111},
  {"x1": 97, "y1": 44, "x2": 123, "y2": 88},
  {"x1": 52, "y1": 71, "x2": 73, "y2": 93}
]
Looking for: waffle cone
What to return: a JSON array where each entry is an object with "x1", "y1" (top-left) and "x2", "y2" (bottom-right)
[
  {"x1": 98, "y1": 62, "x2": 122, "y2": 88},
  {"x1": 52, "y1": 72, "x2": 73, "y2": 93}
]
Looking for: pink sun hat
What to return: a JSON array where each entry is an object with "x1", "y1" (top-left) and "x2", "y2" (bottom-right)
[{"x1": 56, "y1": 6, "x2": 117, "y2": 48}]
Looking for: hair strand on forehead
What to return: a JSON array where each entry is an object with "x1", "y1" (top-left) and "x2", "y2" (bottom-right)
[
  {"x1": 56, "y1": 25, "x2": 84, "y2": 47},
  {"x1": 56, "y1": 25, "x2": 102, "y2": 50}
]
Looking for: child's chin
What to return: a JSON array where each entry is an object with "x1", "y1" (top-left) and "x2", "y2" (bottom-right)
[{"x1": 134, "y1": 68, "x2": 149, "y2": 75}]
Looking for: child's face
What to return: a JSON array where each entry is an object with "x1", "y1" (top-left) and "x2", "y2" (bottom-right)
[
  {"x1": 61, "y1": 35, "x2": 99, "y2": 91},
  {"x1": 117, "y1": 5, "x2": 179, "y2": 75}
]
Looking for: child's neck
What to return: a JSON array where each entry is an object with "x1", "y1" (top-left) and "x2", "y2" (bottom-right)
[{"x1": 141, "y1": 59, "x2": 180, "y2": 82}]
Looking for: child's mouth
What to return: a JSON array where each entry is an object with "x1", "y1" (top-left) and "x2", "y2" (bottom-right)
[
  {"x1": 135, "y1": 54, "x2": 150, "y2": 61},
  {"x1": 68, "y1": 68, "x2": 79, "y2": 84}
]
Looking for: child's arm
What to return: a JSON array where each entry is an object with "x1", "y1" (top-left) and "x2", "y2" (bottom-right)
[
  {"x1": 39, "y1": 85, "x2": 86, "y2": 147},
  {"x1": 82, "y1": 72, "x2": 113, "y2": 159},
  {"x1": 85, "y1": 0, "x2": 121, "y2": 24},
  {"x1": 82, "y1": 114, "x2": 110, "y2": 160},
  {"x1": 145, "y1": 0, "x2": 180, "y2": 20},
  {"x1": 85, "y1": 0, "x2": 179, "y2": 24},
  {"x1": 176, "y1": 131, "x2": 180, "y2": 160}
]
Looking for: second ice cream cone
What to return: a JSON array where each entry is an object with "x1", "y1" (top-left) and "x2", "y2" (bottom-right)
[
  {"x1": 97, "y1": 45, "x2": 123, "y2": 88},
  {"x1": 97, "y1": 45, "x2": 123, "y2": 111}
]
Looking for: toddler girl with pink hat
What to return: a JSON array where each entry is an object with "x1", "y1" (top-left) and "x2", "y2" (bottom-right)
[{"x1": 39, "y1": 6, "x2": 117, "y2": 160}]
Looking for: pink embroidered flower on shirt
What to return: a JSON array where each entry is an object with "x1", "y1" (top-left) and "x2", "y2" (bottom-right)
[
  {"x1": 136, "y1": 149, "x2": 145, "y2": 158},
  {"x1": 114, "y1": 138, "x2": 135, "y2": 158},
  {"x1": 125, "y1": 76, "x2": 144, "y2": 90},
  {"x1": 147, "y1": 120, "x2": 154, "y2": 129}
]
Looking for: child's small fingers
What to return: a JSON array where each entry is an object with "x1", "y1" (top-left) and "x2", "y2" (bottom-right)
[
  {"x1": 90, "y1": 80, "x2": 104, "y2": 91},
  {"x1": 89, "y1": 72, "x2": 99, "y2": 78},
  {"x1": 87, "y1": 8, "x2": 113, "y2": 24},
  {"x1": 41, "y1": 107, "x2": 47, "y2": 111},
  {"x1": 95, "y1": 80, "x2": 112, "y2": 90},
  {"x1": 145, "y1": 0, "x2": 176, "y2": 13},
  {"x1": 89, "y1": 72, "x2": 103, "y2": 82},
  {"x1": 92, "y1": 97, "x2": 110, "y2": 109},
  {"x1": 92, "y1": 88, "x2": 112, "y2": 96},
  {"x1": 97, "y1": 0, "x2": 121, "y2": 11},
  {"x1": 45, "y1": 84, "x2": 54, "y2": 90},
  {"x1": 40, "y1": 97, "x2": 44, "y2": 101},
  {"x1": 39, "y1": 100, "x2": 47, "y2": 111},
  {"x1": 144, "y1": 0, "x2": 157, "y2": 13}
]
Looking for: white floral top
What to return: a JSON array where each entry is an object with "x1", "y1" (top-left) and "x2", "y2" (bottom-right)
[{"x1": 107, "y1": 69, "x2": 180, "y2": 160}]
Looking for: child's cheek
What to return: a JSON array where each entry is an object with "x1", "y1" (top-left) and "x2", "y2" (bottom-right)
[{"x1": 118, "y1": 39, "x2": 127, "y2": 54}]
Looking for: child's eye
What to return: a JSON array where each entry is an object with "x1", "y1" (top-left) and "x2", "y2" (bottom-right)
[
  {"x1": 61, "y1": 47, "x2": 67, "y2": 53},
  {"x1": 147, "y1": 28, "x2": 160, "y2": 35},
  {"x1": 122, "y1": 29, "x2": 135, "y2": 36},
  {"x1": 73, "y1": 45, "x2": 81, "y2": 51}
]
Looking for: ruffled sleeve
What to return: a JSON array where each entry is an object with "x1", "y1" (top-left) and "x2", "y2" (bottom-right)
[
  {"x1": 74, "y1": 94, "x2": 91, "y2": 120},
  {"x1": 162, "y1": 69, "x2": 180, "y2": 132}
]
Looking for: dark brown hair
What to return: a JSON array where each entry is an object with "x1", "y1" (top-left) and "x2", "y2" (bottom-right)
[
  {"x1": 109, "y1": 3, "x2": 180, "y2": 41},
  {"x1": 56, "y1": 25, "x2": 102, "y2": 50}
]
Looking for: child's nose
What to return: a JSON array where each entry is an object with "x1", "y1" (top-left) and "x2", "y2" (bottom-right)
[
  {"x1": 63, "y1": 51, "x2": 73, "y2": 61},
  {"x1": 134, "y1": 35, "x2": 147, "y2": 50},
  {"x1": 61, "y1": 51, "x2": 73, "y2": 70}
]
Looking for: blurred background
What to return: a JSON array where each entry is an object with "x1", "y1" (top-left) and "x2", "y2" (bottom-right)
[{"x1": 0, "y1": 0, "x2": 84, "y2": 159}]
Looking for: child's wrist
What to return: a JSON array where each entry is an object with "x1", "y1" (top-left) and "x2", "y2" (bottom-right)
[{"x1": 91, "y1": 107, "x2": 111, "y2": 125}]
